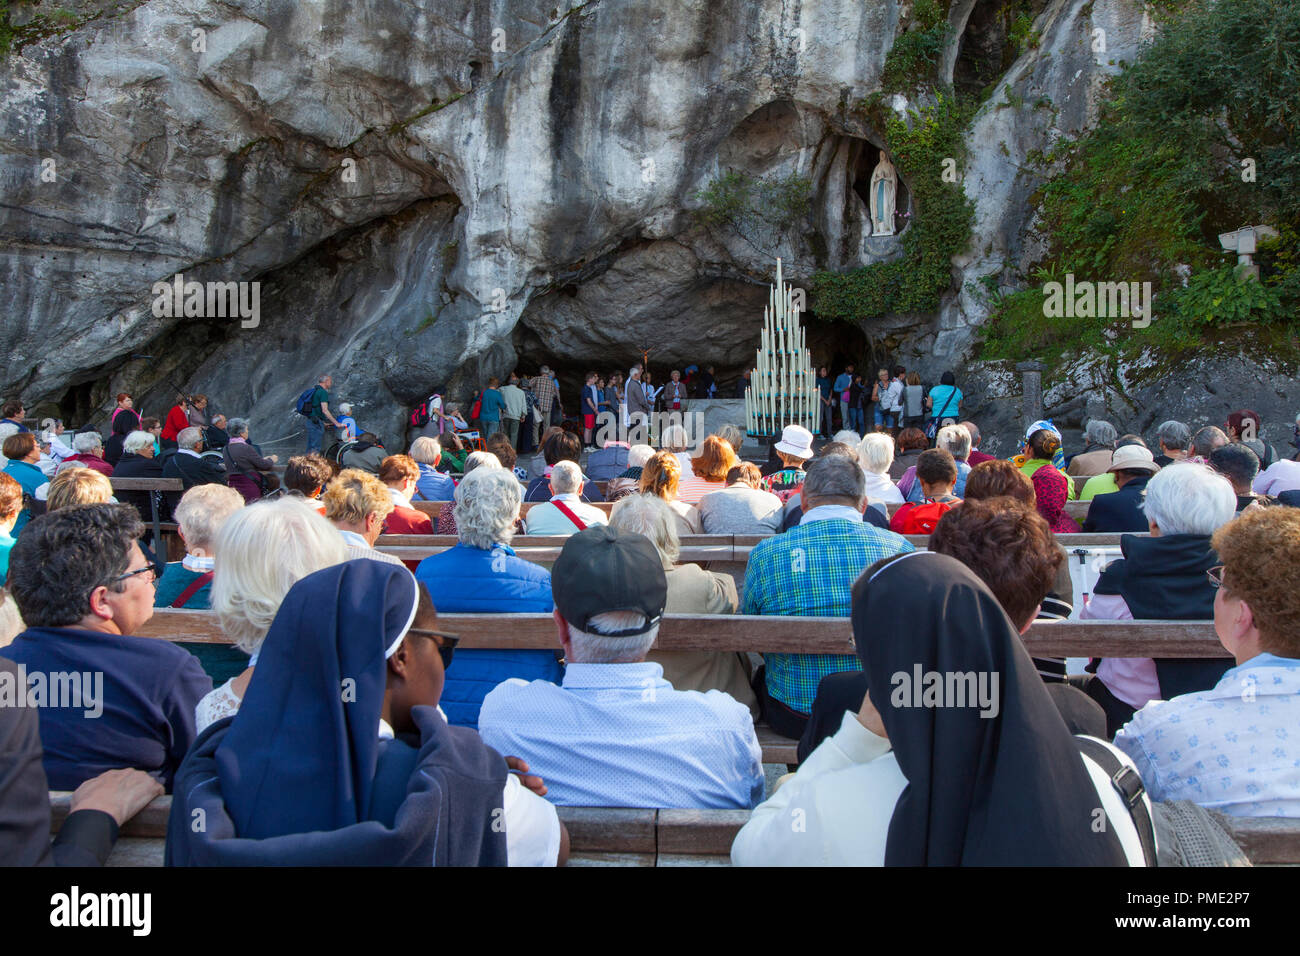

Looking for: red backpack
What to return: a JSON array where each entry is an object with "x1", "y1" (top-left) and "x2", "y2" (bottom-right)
[
  {"x1": 410, "y1": 394, "x2": 439, "y2": 428},
  {"x1": 893, "y1": 500, "x2": 954, "y2": 534}
]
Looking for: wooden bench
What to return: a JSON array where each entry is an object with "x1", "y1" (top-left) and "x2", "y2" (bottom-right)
[
  {"x1": 886, "y1": 498, "x2": 1093, "y2": 520},
  {"x1": 111, "y1": 477, "x2": 185, "y2": 560},
  {"x1": 417, "y1": 498, "x2": 1092, "y2": 520},
  {"x1": 377, "y1": 534, "x2": 737, "y2": 564},
  {"x1": 110, "y1": 477, "x2": 185, "y2": 493},
  {"x1": 374, "y1": 532, "x2": 1138, "y2": 564},
  {"x1": 138, "y1": 608, "x2": 1228, "y2": 657},
  {"x1": 48, "y1": 794, "x2": 1300, "y2": 867},
  {"x1": 576, "y1": 807, "x2": 1300, "y2": 866},
  {"x1": 410, "y1": 500, "x2": 617, "y2": 520},
  {"x1": 139, "y1": 609, "x2": 1228, "y2": 767}
]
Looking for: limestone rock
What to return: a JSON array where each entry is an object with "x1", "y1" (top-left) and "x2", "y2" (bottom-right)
[{"x1": 1, "y1": 0, "x2": 1229, "y2": 449}]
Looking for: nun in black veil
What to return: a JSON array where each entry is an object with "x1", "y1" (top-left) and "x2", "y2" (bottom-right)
[{"x1": 734, "y1": 551, "x2": 1137, "y2": 866}]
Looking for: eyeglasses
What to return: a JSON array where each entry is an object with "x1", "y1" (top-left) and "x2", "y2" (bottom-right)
[
  {"x1": 407, "y1": 628, "x2": 459, "y2": 669},
  {"x1": 1206, "y1": 566, "x2": 1226, "y2": 590},
  {"x1": 110, "y1": 564, "x2": 158, "y2": 587}
]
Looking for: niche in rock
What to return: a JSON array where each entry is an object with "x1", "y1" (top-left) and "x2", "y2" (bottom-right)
[
  {"x1": 811, "y1": 132, "x2": 911, "y2": 270},
  {"x1": 709, "y1": 101, "x2": 910, "y2": 271},
  {"x1": 850, "y1": 142, "x2": 911, "y2": 240}
]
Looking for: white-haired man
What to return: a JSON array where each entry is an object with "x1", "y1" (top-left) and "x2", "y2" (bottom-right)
[
  {"x1": 161, "y1": 426, "x2": 227, "y2": 515},
  {"x1": 525, "y1": 460, "x2": 609, "y2": 535},
  {"x1": 479, "y1": 526, "x2": 764, "y2": 808},
  {"x1": 625, "y1": 366, "x2": 652, "y2": 441},
  {"x1": 161, "y1": 426, "x2": 227, "y2": 486},
  {"x1": 961, "y1": 420, "x2": 996, "y2": 466},
  {"x1": 409, "y1": 436, "x2": 456, "y2": 501}
]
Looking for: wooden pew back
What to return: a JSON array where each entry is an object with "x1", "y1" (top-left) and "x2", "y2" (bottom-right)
[{"x1": 49, "y1": 795, "x2": 1299, "y2": 867}]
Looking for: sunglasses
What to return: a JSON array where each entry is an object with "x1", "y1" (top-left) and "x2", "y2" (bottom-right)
[
  {"x1": 1206, "y1": 565, "x2": 1226, "y2": 590},
  {"x1": 407, "y1": 628, "x2": 460, "y2": 669}
]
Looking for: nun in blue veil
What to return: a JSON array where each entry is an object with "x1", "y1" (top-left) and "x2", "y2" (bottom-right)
[{"x1": 165, "y1": 559, "x2": 508, "y2": 866}]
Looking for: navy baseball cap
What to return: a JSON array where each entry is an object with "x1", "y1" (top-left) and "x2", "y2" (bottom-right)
[{"x1": 552, "y1": 526, "x2": 667, "y2": 636}]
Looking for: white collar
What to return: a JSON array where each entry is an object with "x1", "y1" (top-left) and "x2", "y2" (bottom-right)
[
  {"x1": 550, "y1": 492, "x2": 581, "y2": 502},
  {"x1": 178, "y1": 448, "x2": 201, "y2": 459},
  {"x1": 387, "y1": 486, "x2": 412, "y2": 509},
  {"x1": 182, "y1": 553, "x2": 214, "y2": 572},
  {"x1": 800, "y1": 504, "x2": 865, "y2": 525},
  {"x1": 338, "y1": 529, "x2": 370, "y2": 549}
]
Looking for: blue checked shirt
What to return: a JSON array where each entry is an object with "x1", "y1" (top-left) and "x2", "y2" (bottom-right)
[
  {"x1": 742, "y1": 513, "x2": 915, "y2": 713},
  {"x1": 478, "y1": 662, "x2": 764, "y2": 809}
]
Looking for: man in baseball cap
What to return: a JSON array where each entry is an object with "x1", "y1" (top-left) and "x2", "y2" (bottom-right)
[{"x1": 477, "y1": 526, "x2": 763, "y2": 809}]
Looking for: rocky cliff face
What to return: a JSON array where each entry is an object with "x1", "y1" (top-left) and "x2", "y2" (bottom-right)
[{"x1": 1, "y1": 0, "x2": 1190, "y2": 445}]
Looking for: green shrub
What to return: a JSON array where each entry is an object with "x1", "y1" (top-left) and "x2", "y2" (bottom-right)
[
  {"x1": 693, "y1": 171, "x2": 813, "y2": 255},
  {"x1": 880, "y1": 0, "x2": 950, "y2": 92},
  {"x1": 1165, "y1": 264, "x2": 1284, "y2": 324}
]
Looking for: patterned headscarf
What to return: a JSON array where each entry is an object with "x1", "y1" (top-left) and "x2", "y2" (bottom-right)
[{"x1": 1025, "y1": 419, "x2": 1067, "y2": 471}]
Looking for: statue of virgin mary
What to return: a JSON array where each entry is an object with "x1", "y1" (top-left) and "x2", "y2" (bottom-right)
[{"x1": 869, "y1": 153, "x2": 898, "y2": 237}]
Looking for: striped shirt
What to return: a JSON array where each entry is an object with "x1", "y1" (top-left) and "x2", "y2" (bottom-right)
[{"x1": 676, "y1": 476, "x2": 726, "y2": 505}]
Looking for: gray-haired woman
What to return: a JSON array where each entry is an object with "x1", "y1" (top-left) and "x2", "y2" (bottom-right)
[{"x1": 224, "y1": 418, "x2": 279, "y2": 502}]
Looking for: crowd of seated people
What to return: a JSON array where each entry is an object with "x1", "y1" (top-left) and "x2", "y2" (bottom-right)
[{"x1": 4, "y1": 392, "x2": 1300, "y2": 869}]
